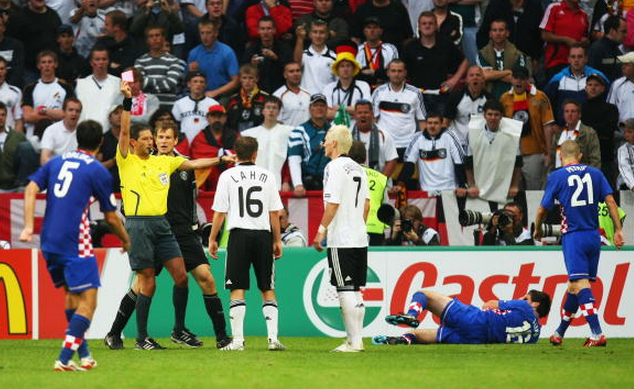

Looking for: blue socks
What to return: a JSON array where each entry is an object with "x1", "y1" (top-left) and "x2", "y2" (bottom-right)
[
  {"x1": 59, "y1": 314, "x2": 91, "y2": 364},
  {"x1": 555, "y1": 292, "x2": 578, "y2": 337},
  {"x1": 65, "y1": 309, "x2": 90, "y2": 359},
  {"x1": 406, "y1": 292, "x2": 428, "y2": 317},
  {"x1": 578, "y1": 288, "x2": 602, "y2": 337}
]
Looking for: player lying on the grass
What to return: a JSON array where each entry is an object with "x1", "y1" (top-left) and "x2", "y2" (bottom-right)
[
  {"x1": 534, "y1": 140, "x2": 625, "y2": 347},
  {"x1": 104, "y1": 121, "x2": 233, "y2": 350},
  {"x1": 19, "y1": 120, "x2": 131, "y2": 371},
  {"x1": 373, "y1": 289, "x2": 551, "y2": 345}
]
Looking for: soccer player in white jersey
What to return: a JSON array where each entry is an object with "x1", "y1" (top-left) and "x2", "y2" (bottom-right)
[
  {"x1": 313, "y1": 125, "x2": 370, "y2": 353},
  {"x1": 209, "y1": 136, "x2": 285, "y2": 351}
]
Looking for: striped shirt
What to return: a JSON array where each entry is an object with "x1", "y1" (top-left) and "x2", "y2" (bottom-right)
[{"x1": 135, "y1": 52, "x2": 186, "y2": 95}]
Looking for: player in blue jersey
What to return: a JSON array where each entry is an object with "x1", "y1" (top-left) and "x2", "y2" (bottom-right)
[
  {"x1": 534, "y1": 140, "x2": 624, "y2": 347},
  {"x1": 19, "y1": 120, "x2": 130, "y2": 371},
  {"x1": 373, "y1": 288, "x2": 551, "y2": 345}
]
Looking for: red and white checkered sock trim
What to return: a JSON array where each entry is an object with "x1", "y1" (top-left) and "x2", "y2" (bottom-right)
[
  {"x1": 407, "y1": 302, "x2": 423, "y2": 315},
  {"x1": 63, "y1": 335, "x2": 83, "y2": 351},
  {"x1": 562, "y1": 309, "x2": 576, "y2": 321},
  {"x1": 580, "y1": 303, "x2": 597, "y2": 317}
]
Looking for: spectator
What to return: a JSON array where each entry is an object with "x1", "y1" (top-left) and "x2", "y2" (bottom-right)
[
  {"x1": 287, "y1": 93, "x2": 330, "y2": 196},
  {"x1": 287, "y1": 0, "x2": 314, "y2": 20},
  {"x1": 323, "y1": 46, "x2": 371, "y2": 120},
  {"x1": 500, "y1": 66, "x2": 555, "y2": 190},
  {"x1": 0, "y1": 0, "x2": 26, "y2": 40},
  {"x1": 129, "y1": 0, "x2": 185, "y2": 44},
  {"x1": 242, "y1": 96, "x2": 294, "y2": 189},
  {"x1": 371, "y1": 59, "x2": 426, "y2": 155},
  {"x1": 172, "y1": 71, "x2": 221, "y2": 142},
  {"x1": 226, "y1": 64, "x2": 269, "y2": 133},
  {"x1": 539, "y1": 0, "x2": 590, "y2": 80},
  {"x1": 581, "y1": 74, "x2": 619, "y2": 186},
  {"x1": 352, "y1": 0, "x2": 412, "y2": 50},
  {"x1": 355, "y1": 17, "x2": 398, "y2": 89},
  {"x1": 588, "y1": 16, "x2": 628, "y2": 83},
  {"x1": 39, "y1": 98, "x2": 82, "y2": 165},
  {"x1": 0, "y1": 15, "x2": 24, "y2": 87},
  {"x1": 386, "y1": 204, "x2": 440, "y2": 246},
  {"x1": 0, "y1": 101, "x2": 27, "y2": 192},
  {"x1": 20, "y1": 0, "x2": 61, "y2": 80},
  {"x1": 47, "y1": 0, "x2": 78, "y2": 24},
  {"x1": 444, "y1": 66, "x2": 492, "y2": 151},
  {"x1": 245, "y1": 0, "x2": 293, "y2": 40},
  {"x1": 55, "y1": 24, "x2": 88, "y2": 87},
  {"x1": 465, "y1": 100, "x2": 522, "y2": 203},
  {"x1": 294, "y1": 19, "x2": 336, "y2": 95},
  {"x1": 403, "y1": 11, "x2": 468, "y2": 113},
  {"x1": 188, "y1": 0, "x2": 245, "y2": 58},
  {"x1": 98, "y1": 0, "x2": 135, "y2": 18},
  {"x1": 477, "y1": 19, "x2": 531, "y2": 99},
  {"x1": 187, "y1": 19, "x2": 239, "y2": 99},
  {"x1": 190, "y1": 104, "x2": 237, "y2": 191},
  {"x1": 22, "y1": 51, "x2": 74, "y2": 141},
  {"x1": 96, "y1": 10, "x2": 141, "y2": 77},
  {"x1": 134, "y1": 26, "x2": 186, "y2": 95},
  {"x1": 544, "y1": 45, "x2": 608, "y2": 126},
  {"x1": 616, "y1": 119, "x2": 634, "y2": 191},
  {"x1": 448, "y1": 0, "x2": 482, "y2": 65},
  {"x1": 296, "y1": 0, "x2": 348, "y2": 47},
  {"x1": 482, "y1": 202, "x2": 533, "y2": 246},
  {"x1": 279, "y1": 206, "x2": 307, "y2": 246},
  {"x1": 273, "y1": 61, "x2": 311, "y2": 126},
  {"x1": 242, "y1": 16, "x2": 293, "y2": 94},
  {"x1": 607, "y1": 52, "x2": 634, "y2": 126},
  {"x1": 550, "y1": 100, "x2": 601, "y2": 170},
  {"x1": 433, "y1": 0, "x2": 463, "y2": 46},
  {"x1": 127, "y1": 67, "x2": 160, "y2": 126},
  {"x1": 76, "y1": 46, "x2": 122, "y2": 131},
  {"x1": 476, "y1": 0, "x2": 543, "y2": 67},
  {"x1": 399, "y1": 112, "x2": 465, "y2": 194},
  {"x1": 350, "y1": 100, "x2": 398, "y2": 176},
  {"x1": 98, "y1": 104, "x2": 122, "y2": 192},
  {"x1": 0, "y1": 56, "x2": 23, "y2": 132},
  {"x1": 589, "y1": 0, "x2": 629, "y2": 40},
  {"x1": 70, "y1": 0, "x2": 106, "y2": 58}
]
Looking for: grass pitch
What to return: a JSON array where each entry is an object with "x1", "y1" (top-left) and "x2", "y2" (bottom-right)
[{"x1": 1, "y1": 337, "x2": 633, "y2": 389}]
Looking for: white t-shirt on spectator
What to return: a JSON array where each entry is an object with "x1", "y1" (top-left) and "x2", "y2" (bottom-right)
[
  {"x1": 242, "y1": 123, "x2": 294, "y2": 190},
  {"x1": 273, "y1": 85, "x2": 311, "y2": 127},
  {"x1": 40, "y1": 121, "x2": 78, "y2": 157},
  {"x1": 48, "y1": 0, "x2": 79, "y2": 23},
  {"x1": 0, "y1": 82, "x2": 23, "y2": 130},
  {"x1": 76, "y1": 74, "x2": 122, "y2": 132},
  {"x1": 300, "y1": 45, "x2": 336, "y2": 95},
  {"x1": 351, "y1": 125, "x2": 399, "y2": 172},
  {"x1": 70, "y1": 9, "x2": 106, "y2": 58},
  {"x1": 172, "y1": 95, "x2": 220, "y2": 143},
  {"x1": 371, "y1": 83, "x2": 426, "y2": 148}
]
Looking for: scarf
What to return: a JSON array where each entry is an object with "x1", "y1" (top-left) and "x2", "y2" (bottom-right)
[
  {"x1": 512, "y1": 85, "x2": 531, "y2": 113},
  {"x1": 353, "y1": 124, "x2": 380, "y2": 170},
  {"x1": 131, "y1": 92, "x2": 146, "y2": 116},
  {"x1": 364, "y1": 42, "x2": 382, "y2": 70},
  {"x1": 240, "y1": 86, "x2": 260, "y2": 109}
]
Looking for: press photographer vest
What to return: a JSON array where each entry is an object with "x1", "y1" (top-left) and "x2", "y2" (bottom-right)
[
  {"x1": 363, "y1": 166, "x2": 389, "y2": 234},
  {"x1": 468, "y1": 116, "x2": 522, "y2": 203}
]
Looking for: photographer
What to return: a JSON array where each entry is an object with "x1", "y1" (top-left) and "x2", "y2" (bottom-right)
[
  {"x1": 387, "y1": 205, "x2": 440, "y2": 246},
  {"x1": 482, "y1": 202, "x2": 534, "y2": 246}
]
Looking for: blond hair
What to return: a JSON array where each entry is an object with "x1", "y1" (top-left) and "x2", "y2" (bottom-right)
[
  {"x1": 327, "y1": 125, "x2": 353, "y2": 154},
  {"x1": 560, "y1": 139, "x2": 581, "y2": 159}
]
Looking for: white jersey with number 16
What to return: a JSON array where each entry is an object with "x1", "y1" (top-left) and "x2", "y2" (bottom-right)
[
  {"x1": 323, "y1": 156, "x2": 370, "y2": 248},
  {"x1": 212, "y1": 164, "x2": 284, "y2": 231}
]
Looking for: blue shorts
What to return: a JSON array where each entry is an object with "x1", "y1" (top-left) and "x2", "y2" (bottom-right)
[
  {"x1": 43, "y1": 252, "x2": 101, "y2": 293},
  {"x1": 562, "y1": 230, "x2": 601, "y2": 281},
  {"x1": 436, "y1": 299, "x2": 488, "y2": 344}
]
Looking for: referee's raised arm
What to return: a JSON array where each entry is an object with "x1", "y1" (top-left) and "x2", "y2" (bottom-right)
[{"x1": 118, "y1": 81, "x2": 133, "y2": 158}]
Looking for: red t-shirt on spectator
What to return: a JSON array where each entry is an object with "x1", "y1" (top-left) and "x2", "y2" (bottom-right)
[{"x1": 539, "y1": 1, "x2": 589, "y2": 69}]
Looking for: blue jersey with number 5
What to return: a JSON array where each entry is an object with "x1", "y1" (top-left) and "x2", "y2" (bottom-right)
[
  {"x1": 541, "y1": 164, "x2": 612, "y2": 233},
  {"x1": 29, "y1": 150, "x2": 117, "y2": 257}
]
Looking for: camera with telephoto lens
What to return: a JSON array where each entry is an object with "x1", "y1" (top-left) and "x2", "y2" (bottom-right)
[
  {"x1": 530, "y1": 222, "x2": 562, "y2": 238},
  {"x1": 401, "y1": 219, "x2": 413, "y2": 233},
  {"x1": 459, "y1": 209, "x2": 511, "y2": 227}
]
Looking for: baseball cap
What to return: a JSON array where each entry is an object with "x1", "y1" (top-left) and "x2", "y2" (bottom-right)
[
  {"x1": 310, "y1": 94, "x2": 327, "y2": 105},
  {"x1": 511, "y1": 66, "x2": 530, "y2": 79},
  {"x1": 58, "y1": 24, "x2": 73, "y2": 36},
  {"x1": 207, "y1": 105, "x2": 226, "y2": 115},
  {"x1": 363, "y1": 16, "x2": 381, "y2": 28},
  {"x1": 186, "y1": 70, "x2": 207, "y2": 82},
  {"x1": 617, "y1": 52, "x2": 634, "y2": 64},
  {"x1": 586, "y1": 73, "x2": 606, "y2": 86}
]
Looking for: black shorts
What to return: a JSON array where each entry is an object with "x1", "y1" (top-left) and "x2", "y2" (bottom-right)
[
  {"x1": 155, "y1": 226, "x2": 210, "y2": 275},
  {"x1": 225, "y1": 228, "x2": 274, "y2": 291},
  {"x1": 327, "y1": 247, "x2": 368, "y2": 290},
  {"x1": 126, "y1": 216, "x2": 182, "y2": 271}
]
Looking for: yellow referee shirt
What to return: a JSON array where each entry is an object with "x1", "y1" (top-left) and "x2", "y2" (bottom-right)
[{"x1": 116, "y1": 147, "x2": 187, "y2": 216}]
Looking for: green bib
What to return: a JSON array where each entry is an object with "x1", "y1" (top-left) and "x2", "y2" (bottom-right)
[{"x1": 363, "y1": 166, "x2": 389, "y2": 234}]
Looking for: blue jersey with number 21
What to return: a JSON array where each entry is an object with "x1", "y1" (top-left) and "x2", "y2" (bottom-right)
[
  {"x1": 29, "y1": 150, "x2": 117, "y2": 257},
  {"x1": 540, "y1": 164, "x2": 612, "y2": 233}
]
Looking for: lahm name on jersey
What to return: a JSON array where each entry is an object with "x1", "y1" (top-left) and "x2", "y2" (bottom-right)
[
  {"x1": 62, "y1": 151, "x2": 95, "y2": 164},
  {"x1": 230, "y1": 169, "x2": 269, "y2": 183},
  {"x1": 419, "y1": 148, "x2": 447, "y2": 161},
  {"x1": 565, "y1": 165, "x2": 588, "y2": 173}
]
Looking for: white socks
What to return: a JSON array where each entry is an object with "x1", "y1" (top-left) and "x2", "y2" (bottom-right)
[
  {"x1": 355, "y1": 291, "x2": 365, "y2": 343},
  {"x1": 262, "y1": 300, "x2": 279, "y2": 342},
  {"x1": 339, "y1": 291, "x2": 362, "y2": 347},
  {"x1": 229, "y1": 299, "x2": 246, "y2": 345}
]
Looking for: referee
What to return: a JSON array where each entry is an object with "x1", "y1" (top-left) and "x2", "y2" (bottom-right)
[
  {"x1": 104, "y1": 121, "x2": 233, "y2": 350},
  {"x1": 208, "y1": 137, "x2": 285, "y2": 351},
  {"x1": 115, "y1": 81, "x2": 233, "y2": 350}
]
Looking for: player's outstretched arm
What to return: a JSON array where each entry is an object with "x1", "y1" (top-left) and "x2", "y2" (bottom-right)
[
  {"x1": 605, "y1": 194, "x2": 625, "y2": 248},
  {"x1": 482, "y1": 300, "x2": 499, "y2": 310},
  {"x1": 270, "y1": 210, "x2": 283, "y2": 259},
  {"x1": 118, "y1": 81, "x2": 133, "y2": 158},
  {"x1": 179, "y1": 155, "x2": 237, "y2": 171},
  {"x1": 313, "y1": 202, "x2": 340, "y2": 252},
  {"x1": 532, "y1": 205, "x2": 548, "y2": 242},
  {"x1": 19, "y1": 181, "x2": 41, "y2": 242},
  {"x1": 208, "y1": 211, "x2": 227, "y2": 259},
  {"x1": 103, "y1": 211, "x2": 131, "y2": 253}
]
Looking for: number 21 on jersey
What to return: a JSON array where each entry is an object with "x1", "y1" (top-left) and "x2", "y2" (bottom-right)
[{"x1": 568, "y1": 173, "x2": 593, "y2": 207}]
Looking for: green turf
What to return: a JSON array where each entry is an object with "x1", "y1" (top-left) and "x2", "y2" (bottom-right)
[{"x1": 1, "y1": 337, "x2": 633, "y2": 389}]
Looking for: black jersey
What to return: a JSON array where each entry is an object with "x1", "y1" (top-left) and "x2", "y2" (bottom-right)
[{"x1": 165, "y1": 154, "x2": 198, "y2": 229}]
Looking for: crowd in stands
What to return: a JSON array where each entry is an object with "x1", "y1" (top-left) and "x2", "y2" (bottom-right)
[{"x1": 1, "y1": 0, "x2": 634, "y2": 232}]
